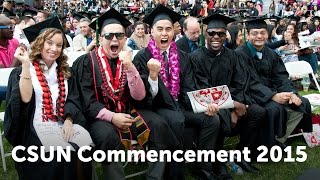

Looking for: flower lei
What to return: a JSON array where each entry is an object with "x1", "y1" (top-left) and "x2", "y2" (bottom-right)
[
  {"x1": 95, "y1": 47, "x2": 127, "y2": 112},
  {"x1": 147, "y1": 38, "x2": 180, "y2": 99},
  {"x1": 33, "y1": 60, "x2": 66, "y2": 122}
]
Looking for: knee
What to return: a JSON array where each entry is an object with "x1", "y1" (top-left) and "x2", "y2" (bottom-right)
[
  {"x1": 265, "y1": 101, "x2": 282, "y2": 115},
  {"x1": 248, "y1": 104, "x2": 267, "y2": 120},
  {"x1": 90, "y1": 122, "x2": 121, "y2": 150},
  {"x1": 204, "y1": 114, "x2": 220, "y2": 129},
  {"x1": 171, "y1": 113, "x2": 185, "y2": 128}
]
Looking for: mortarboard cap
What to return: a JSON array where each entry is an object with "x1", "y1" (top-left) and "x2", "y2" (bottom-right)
[
  {"x1": 245, "y1": 17, "x2": 268, "y2": 30},
  {"x1": 312, "y1": 16, "x2": 320, "y2": 21},
  {"x1": 72, "y1": 13, "x2": 85, "y2": 22},
  {"x1": 4, "y1": 0, "x2": 15, "y2": 3},
  {"x1": 89, "y1": 8, "x2": 131, "y2": 33},
  {"x1": 288, "y1": 15, "x2": 300, "y2": 22},
  {"x1": 14, "y1": 0, "x2": 24, "y2": 4},
  {"x1": 22, "y1": 9, "x2": 37, "y2": 18},
  {"x1": 143, "y1": 4, "x2": 182, "y2": 27},
  {"x1": 269, "y1": 15, "x2": 281, "y2": 22},
  {"x1": 23, "y1": 16, "x2": 70, "y2": 47},
  {"x1": 203, "y1": 13, "x2": 235, "y2": 29},
  {"x1": 79, "y1": 12, "x2": 95, "y2": 20},
  {"x1": 0, "y1": 6, "x2": 15, "y2": 17},
  {"x1": 60, "y1": 16, "x2": 70, "y2": 23}
]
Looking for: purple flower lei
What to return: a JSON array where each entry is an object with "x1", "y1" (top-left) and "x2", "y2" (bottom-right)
[{"x1": 147, "y1": 38, "x2": 180, "y2": 99}]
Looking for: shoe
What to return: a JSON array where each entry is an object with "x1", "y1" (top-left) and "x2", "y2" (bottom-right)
[
  {"x1": 193, "y1": 169, "x2": 218, "y2": 180},
  {"x1": 275, "y1": 142, "x2": 287, "y2": 150},
  {"x1": 234, "y1": 160, "x2": 260, "y2": 174},
  {"x1": 214, "y1": 162, "x2": 233, "y2": 180}
]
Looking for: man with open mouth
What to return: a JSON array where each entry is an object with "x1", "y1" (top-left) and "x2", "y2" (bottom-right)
[{"x1": 133, "y1": 5, "x2": 220, "y2": 180}]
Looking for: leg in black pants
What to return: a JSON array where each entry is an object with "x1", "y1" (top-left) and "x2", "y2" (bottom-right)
[
  {"x1": 183, "y1": 110, "x2": 220, "y2": 179},
  {"x1": 137, "y1": 109, "x2": 182, "y2": 180},
  {"x1": 237, "y1": 104, "x2": 266, "y2": 157},
  {"x1": 155, "y1": 108, "x2": 185, "y2": 180}
]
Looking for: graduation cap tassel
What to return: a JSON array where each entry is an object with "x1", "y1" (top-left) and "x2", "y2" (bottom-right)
[
  {"x1": 199, "y1": 17, "x2": 205, "y2": 48},
  {"x1": 243, "y1": 22, "x2": 246, "y2": 43},
  {"x1": 96, "y1": 18, "x2": 99, "y2": 47}
]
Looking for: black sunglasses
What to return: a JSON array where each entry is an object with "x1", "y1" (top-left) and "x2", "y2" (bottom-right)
[
  {"x1": 207, "y1": 31, "x2": 226, "y2": 37},
  {"x1": 103, "y1": 32, "x2": 125, "y2": 40}
]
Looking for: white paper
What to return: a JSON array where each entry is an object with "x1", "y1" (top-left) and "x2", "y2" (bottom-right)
[
  {"x1": 187, "y1": 85, "x2": 234, "y2": 113},
  {"x1": 34, "y1": 122, "x2": 93, "y2": 152},
  {"x1": 303, "y1": 93, "x2": 320, "y2": 106}
]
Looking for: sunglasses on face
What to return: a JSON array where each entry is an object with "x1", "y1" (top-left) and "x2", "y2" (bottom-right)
[
  {"x1": 207, "y1": 31, "x2": 226, "y2": 37},
  {"x1": 0, "y1": 25, "x2": 15, "y2": 31},
  {"x1": 103, "y1": 32, "x2": 125, "y2": 40}
]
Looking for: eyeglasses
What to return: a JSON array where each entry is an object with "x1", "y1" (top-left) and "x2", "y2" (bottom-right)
[
  {"x1": 103, "y1": 32, "x2": 125, "y2": 40},
  {"x1": 0, "y1": 25, "x2": 15, "y2": 31},
  {"x1": 249, "y1": 31, "x2": 267, "y2": 37},
  {"x1": 206, "y1": 31, "x2": 226, "y2": 37}
]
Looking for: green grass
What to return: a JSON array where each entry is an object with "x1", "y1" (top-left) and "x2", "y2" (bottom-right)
[{"x1": 1, "y1": 90, "x2": 320, "y2": 180}]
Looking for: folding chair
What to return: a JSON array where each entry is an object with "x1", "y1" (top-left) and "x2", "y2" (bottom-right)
[
  {"x1": 0, "y1": 112, "x2": 11, "y2": 172},
  {"x1": 284, "y1": 61, "x2": 320, "y2": 92},
  {"x1": 65, "y1": 51, "x2": 86, "y2": 67}
]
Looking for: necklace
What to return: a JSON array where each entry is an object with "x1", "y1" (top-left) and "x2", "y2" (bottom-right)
[
  {"x1": 95, "y1": 47, "x2": 127, "y2": 112},
  {"x1": 33, "y1": 60, "x2": 66, "y2": 122}
]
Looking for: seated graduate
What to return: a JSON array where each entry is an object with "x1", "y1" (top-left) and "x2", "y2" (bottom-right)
[
  {"x1": 4, "y1": 17, "x2": 92, "y2": 180},
  {"x1": 71, "y1": 8, "x2": 183, "y2": 179},
  {"x1": 133, "y1": 5, "x2": 220, "y2": 180},
  {"x1": 189, "y1": 14, "x2": 265, "y2": 176},
  {"x1": 235, "y1": 18, "x2": 313, "y2": 149}
]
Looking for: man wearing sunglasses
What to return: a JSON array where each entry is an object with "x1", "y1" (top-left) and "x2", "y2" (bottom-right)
[
  {"x1": 0, "y1": 15, "x2": 19, "y2": 68},
  {"x1": 190, "y1": 14, "x2": 266, "y2": 177},
  {"x1": 0, "y1": 15, "x2": 19, "y2": 108},
  {"x1": 72, "y1": 8, "x2": 182, "y2": 179}
]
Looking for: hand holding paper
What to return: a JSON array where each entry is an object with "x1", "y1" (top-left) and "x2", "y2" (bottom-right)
[{"x1": 187, "y1": 85, "x2": 234, "y2": 113}]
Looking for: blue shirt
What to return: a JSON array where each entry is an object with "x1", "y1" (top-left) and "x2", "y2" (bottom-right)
[{"x1": 186, "y1": 37, "x2": 198, "y2": 52}]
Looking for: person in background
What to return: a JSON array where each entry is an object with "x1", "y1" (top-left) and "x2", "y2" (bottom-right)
[
  {"x1": 226, "y1": 25, "x2": 243, "y2": 50},
  {"x1": 127, "y1": 21, "x2": 151, "y2": 50},
  {"x1": 176, "y1": 16, "x2": 200, "y2": 53},
  {"x1": 36, "y1": 10, "x2": 50, "y2": 23},
  {"x1": 73, "y1": 18, "x2": 94, "y2": 52},
  {"x1": 0, "y1": 15, "x2": 19, "y2": 68},
  {"x1": 13, "y1": 14, "x2": 36, "y2": 51}
]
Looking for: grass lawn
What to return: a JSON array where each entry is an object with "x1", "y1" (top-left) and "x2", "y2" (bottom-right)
[{"x1": 1, "y1": 91, "x2": 320, "y2": 180}]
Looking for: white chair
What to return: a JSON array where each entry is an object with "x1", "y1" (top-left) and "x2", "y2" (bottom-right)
[
  {"x1": 65, "y1": 51, "x2": 86, "y2": 67},
  {"x1": 0, "y1": 68, "x2": 14, "y2": 87},
  {"x1": 0, "y1": 112, "x2": 11, "y2": 172},
  {"x1": 284, "y1": 61, "x2": 320, "y2": 92}
]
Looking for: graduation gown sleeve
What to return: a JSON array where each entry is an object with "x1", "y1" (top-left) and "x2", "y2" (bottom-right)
[
  {"x1": 63, "y1": 68, "x2": 88, "y2": 128},
  {"x1": 71, "y1": 53, "x2": 106, "y2": 121},
  {"x1": 177, "y1": 51, "x2": 196, "y2": 111},
  {"x1": 4, "y1": 67, "x2": 38, "y2": 146}
]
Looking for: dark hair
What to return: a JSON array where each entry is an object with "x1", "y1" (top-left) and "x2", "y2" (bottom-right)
[
  {"x1": 283, "y1": 23, "x2": 299, "y2": 45},
  {"x1": 226, "y1": 25, "x2": 241, "y2": 50},
  {"x1": 133, "y1": 21, "x2": 144, "y2": 29},
  {"x1": 266, "y1": 24, "x2": 275, "y2": 43}
]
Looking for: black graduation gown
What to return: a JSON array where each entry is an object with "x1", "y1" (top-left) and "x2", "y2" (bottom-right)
[
  {"x1": 235, "y1": 43, "x2": 313, "y2": 145},
  {"x1": 72, "y1": 51, "x2": 186, "y2": 154},
  {"x1": 190, "y1": 47, "x2": 248, "y2": 135},
  {"x1": 132, "y1": 48, "x2": 195, "y2": 111},
  {"x1": 176, "y1": 36, "x2": 192, "y2": 54},
  {"x1": 4, "y1": 67, "x2": 85, "y2": 180}
]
